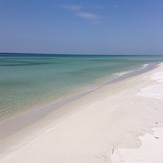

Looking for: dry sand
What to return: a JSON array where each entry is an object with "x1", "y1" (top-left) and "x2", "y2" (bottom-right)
[{"x1": 0, "y1": 63, "x2": 163, "y2": 163}]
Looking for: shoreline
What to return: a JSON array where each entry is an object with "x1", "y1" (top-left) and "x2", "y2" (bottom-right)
[
  {"x1": 0, "y1": 62, "x2": 163, "y2": 162},
  {"x1": 0, "y1": 62, "x2": 159, "y2": 133},
  {"x1": 0, "y1": 55, "x2": 162, "y2": 123}
]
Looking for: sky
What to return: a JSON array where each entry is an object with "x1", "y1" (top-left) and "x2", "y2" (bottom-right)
[{"x1": 0, "y1": 0, "x2": 163, "y2": 55}]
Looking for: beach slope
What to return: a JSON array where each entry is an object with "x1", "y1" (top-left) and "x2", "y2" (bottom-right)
[{"x1": 0, "y1": 63, "x2": 163, "y2": 163}]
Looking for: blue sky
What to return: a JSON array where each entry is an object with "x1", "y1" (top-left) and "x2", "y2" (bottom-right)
[{"x1": 0, "y1": 0, "x2": 163, "y2": 55}]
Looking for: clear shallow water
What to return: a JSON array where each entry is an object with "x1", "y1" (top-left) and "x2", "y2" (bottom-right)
[{"x1": 0, "y1": 54, "x2": 163, "y2": 121}]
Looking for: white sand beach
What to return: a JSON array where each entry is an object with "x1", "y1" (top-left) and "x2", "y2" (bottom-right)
[{"x1": 0, "y1": 63, "x2": 163, "y2": 163}]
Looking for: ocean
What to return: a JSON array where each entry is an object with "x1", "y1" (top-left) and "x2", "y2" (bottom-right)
[{"x1": 0, "y1": 54, "x2": 163, "y2": 122}]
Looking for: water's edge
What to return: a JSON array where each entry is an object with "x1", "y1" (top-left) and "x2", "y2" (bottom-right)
[{"x1": 0, "y1": 62, "x2": 159, "y2": 139}]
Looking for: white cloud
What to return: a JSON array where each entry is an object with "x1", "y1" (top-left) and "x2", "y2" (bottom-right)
[
  {"x1": 54, "y1": 4, "x2": 81, "y2": 11},
  {"x1": 77, "y1": 12, "x2": 100, "y2": 21},
  {"x1": 54, "y1": 4, "x2": 101, "y2": 22}
]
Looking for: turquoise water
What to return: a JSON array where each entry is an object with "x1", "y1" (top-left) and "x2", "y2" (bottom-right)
[{"x1": 0, "y1": 54, "x2": 163, "y2": 121}]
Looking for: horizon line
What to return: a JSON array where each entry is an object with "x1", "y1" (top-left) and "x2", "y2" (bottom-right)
[{"x1": 0, "y1": 52, "x2": 162, "y2": 56}]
